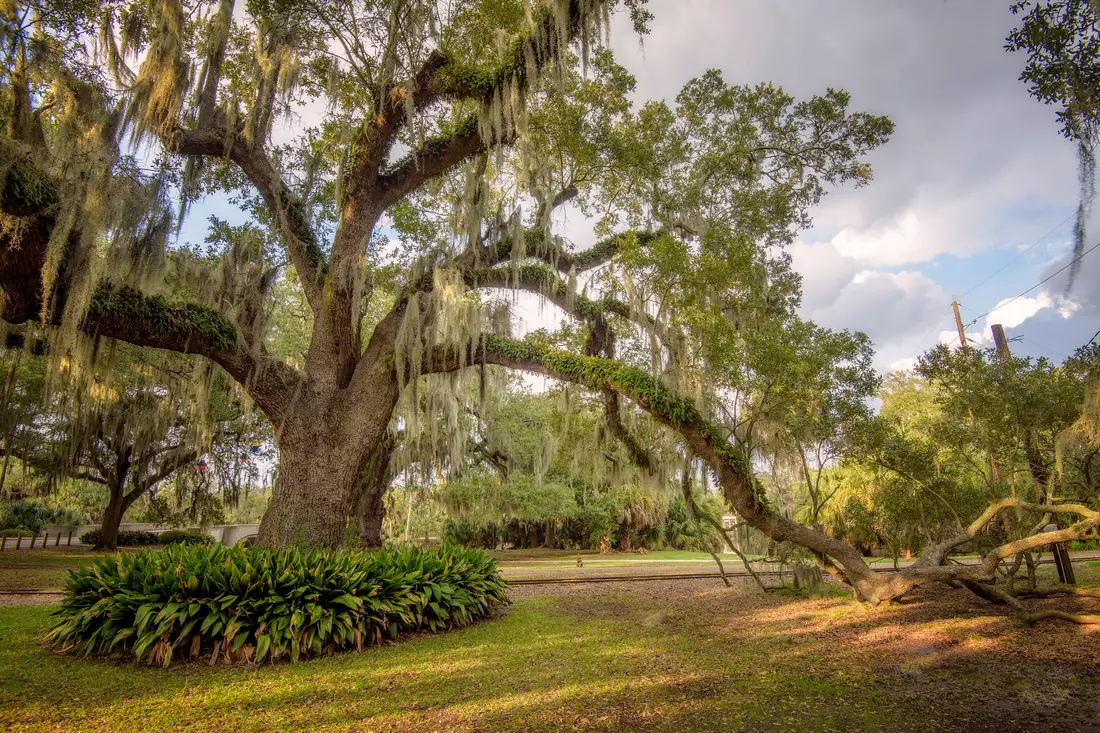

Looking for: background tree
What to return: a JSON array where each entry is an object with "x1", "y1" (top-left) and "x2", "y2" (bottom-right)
[
  {"x1": 0, "y1": 340, "x2": 261, "y2": 549},
  {"x1": 1007, "y1": 0, "x2": 1099, "y2": 283}
]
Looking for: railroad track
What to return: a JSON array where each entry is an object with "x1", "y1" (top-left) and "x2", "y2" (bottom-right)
[
  {"x1": 506, "y1": 557, "x2": 1072, "y2": 586},
  {"x1": 2, "y1": 555, "x2": 1090, "y2": 593}
]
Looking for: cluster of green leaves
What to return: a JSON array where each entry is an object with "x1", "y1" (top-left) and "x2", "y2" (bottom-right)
[
  {"x1": 0, "y1": 499, "x2": 80, "y2": 533},
  {"x1": 1007, "y1": 0, "x2": 1099, "y2": 143},
  {"x1": 1007, "y1": 0, "x2": 1098, "y2": 282},
  {"x1": 78, "y1": 529, "x2": 160, "y2": 546},
  {"x1": 157, "y1": 529, "x2": 215, "y2": 546},
  {"x1": 47, "y1": 544, "x2": 508, "y2": 666},
  {"x1": 662, "y1": 492, "x2": 726, "y2": 552},
  {"x1": 823, "y1": 343, "x2": 1100, "y2": 558}
]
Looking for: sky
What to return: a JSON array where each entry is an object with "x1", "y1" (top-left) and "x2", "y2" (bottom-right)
[
  {"x1": 180, "y1": 0, "x2": 1099, "y2": 375},
  {"x1": 603, "y1": 0, "x2": 1099, "y2": 372}
]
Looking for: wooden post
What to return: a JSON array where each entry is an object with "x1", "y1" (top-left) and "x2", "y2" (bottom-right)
[
  {"x1": 30, "y1": 534, "x2": 36, "y2": 549},
  {"x1": 55, "y1": 532, "x2": 60, "y2": 546},
  {"x1": 952, "y1": 301, "x2": 969, "y2": 354},
  {"x1": 991, "y1": 323, "x2": 1011, "y2": 361},
  {"x1": 1, "y1": 535, "x2": 5, "y2": 551},
  {"x1": 1055, "y1": 542, "x2": 1076, "y2": 584},
  {"x1": 15, "y1": 534, "x2": 22, "y2": 549},
  {"x1": 67, "y1": 530, "x2": 72, "y2": 546}
]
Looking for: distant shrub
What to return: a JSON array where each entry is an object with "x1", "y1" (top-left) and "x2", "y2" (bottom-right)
[
  {"x1": 47, "y1": 544, "x2": 508, "y2": 666},
  {"x1": 0, "y1": 499, "x2": 80, "y2": 533},
  {"x1": 1070, "y1": 539, "x2": 1100, "y2": 551},
  {"x1": 158, "y1": 530, "x2": 215, "y2": 546},
  {"x1": 0, "y1": 528, "x2": 34, "y2": 538},
  {"x1": 79, "y1": 529, "x2": 160, "y2": 546}
]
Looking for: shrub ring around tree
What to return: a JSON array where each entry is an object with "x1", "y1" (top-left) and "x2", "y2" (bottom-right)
[{"x1": 46, "y1": 544, "x2": 509, "y2": 666}]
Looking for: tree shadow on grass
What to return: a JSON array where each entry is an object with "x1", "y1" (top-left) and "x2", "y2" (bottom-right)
[{"x1": 4, "y1": 577, "x2": 1100, "y2": 732}]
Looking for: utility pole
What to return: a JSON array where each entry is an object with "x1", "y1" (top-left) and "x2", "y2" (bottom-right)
[
  {"x1": 991, "y1": 323, "x2": 1012, "y2": 361},
  {"x1": 990, "y1": 323, "x2": 1075, "y2": 585},
  {"x1": 951, "y1": 301, "x2": 969, "y2": 354}
]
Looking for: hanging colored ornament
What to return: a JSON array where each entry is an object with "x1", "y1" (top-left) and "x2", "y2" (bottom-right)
[
  {"x1": 239, "y1": 452, "x2": 248, "y2": 464},
  {"x1": 250, "y1": 440, "x2": 261, "y2": 454},
  {"x1": 195, "y1": 458, "x2": 207, "y2": 473}
]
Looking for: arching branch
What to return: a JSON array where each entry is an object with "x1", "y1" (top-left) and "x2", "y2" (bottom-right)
[
  {"x1": 375, "y1": 116, "x2": 490, "y2": 212},
  {"x1": 170, "y1": 125, "x2": 326, "y2": 313},
  {"x1": 81, "y1": 283, "x2": 302, "y2": 428},
  {"x1": 420, "y1": 335, "x2": 884, "y2": 593},
  {"x1": 419, "y1": 335, "x2": 1100, "y2": 619}
]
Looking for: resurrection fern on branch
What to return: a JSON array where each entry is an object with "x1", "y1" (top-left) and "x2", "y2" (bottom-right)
[{"x1": 46, "y1": 544, "x2": 508, "y2": 666}]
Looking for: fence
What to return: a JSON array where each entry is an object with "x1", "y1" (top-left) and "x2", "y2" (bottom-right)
[
  {"x1": 0, "y1": 524, "x2": 259, "y2": 550},
  {"x1": 0, "y1": 530, "x2": 75, "y2": 550}
]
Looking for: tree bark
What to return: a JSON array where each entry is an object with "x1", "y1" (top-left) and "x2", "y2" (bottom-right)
[
  {"x1": 357, "y1": 436, "x2": 395, "y2": 548},
  {"x1": 94, "y1": 485, "x2": 127, "y2": 551},
  {"x1": 618, "y1": 519, "x2": 632, "y2": 552},
  {"x1": 256, "y1": 376, "x2": 399, "y2": 548}
]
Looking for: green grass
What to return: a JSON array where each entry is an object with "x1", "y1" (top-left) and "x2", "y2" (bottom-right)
[
  {"x1": 0, "y1": 569, "x2": 70, "y2": 591},
  {"x1": 3, "y1": 571, "x2": 1100, "y2": 731},
  {"x1": 0, "y1": 597, "x2": 904, "y2": 732},
  {"x1": 0, "y1": 548, "x2": 101, "y2": 591}
]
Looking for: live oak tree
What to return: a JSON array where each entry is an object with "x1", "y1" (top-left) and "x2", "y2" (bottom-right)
[
  {"x1": 0, "y1": 340, "x2": 251, "y2": 549},
  {"x1": 5, "y1": 0, "x2": 1100, "y2": 623},
  {"x1": 0, "y1": 0, "x2": 657, "y2": 547}
]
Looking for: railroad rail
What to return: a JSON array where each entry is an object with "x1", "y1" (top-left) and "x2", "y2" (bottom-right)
[
  {"x1": 2, "y1": 556, "x2": 1090, "y2": 593},
  {"x1": 506, "y1": 557, "x2": 1072, "y2": 586}
]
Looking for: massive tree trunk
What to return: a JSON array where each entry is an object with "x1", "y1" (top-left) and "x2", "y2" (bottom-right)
[{"x1": 256, "y1": 371, "x2": 399, "y2": 548}]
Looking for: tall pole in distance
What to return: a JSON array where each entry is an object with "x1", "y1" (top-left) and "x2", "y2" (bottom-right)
[
  {"x1": 952, "y1": 301, "x2": 969, "y2": 354},
  {"x1": 991, "y1": 323, "x2": 1012, "y2": 361}
]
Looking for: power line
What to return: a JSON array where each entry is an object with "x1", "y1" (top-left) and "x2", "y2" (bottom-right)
[
  {"x1": 906, "y1": 305, "x2": 952, "y2": 361},
  {"x1": 966, "y1": 239, "x2": 1100, "y2": 326},
  {"x1": 1019, "y1": 337, "x2": 1068, "y2": 360},
  {"x1": 959, "y1": 212, "x2": 1075, "y2": 300}
]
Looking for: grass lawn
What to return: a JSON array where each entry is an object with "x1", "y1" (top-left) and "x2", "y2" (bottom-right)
[
  {"x1": 2, "y1": 564, "x2": 1100, "y2": 732},
  {"x1": 0, "y1": 547, "x2": 103, "y2": 591}
]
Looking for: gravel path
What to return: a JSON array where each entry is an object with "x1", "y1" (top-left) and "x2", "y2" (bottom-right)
[{"x1": 0, "y1": 592, "x2": 63, "y2": 606}]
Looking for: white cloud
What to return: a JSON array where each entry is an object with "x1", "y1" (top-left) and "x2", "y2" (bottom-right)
[
  {"x1": 802, "y1": 269, "x2": 946, "y2": 352},
  {"x1": 788, "y1": 241, "x2": 857, "y2": 310},
  {"x1": 828, "y1": 211, "x2": 924, "y2": 267}
]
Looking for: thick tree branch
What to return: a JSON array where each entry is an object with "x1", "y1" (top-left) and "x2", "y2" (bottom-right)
[
  {"x1": 370, "y1": 0, "x2": 604, "y2": 166},
  {"x1": 462, "y1": 263, "x2": 667, "y2": 347},
  {"x1": 375, "y1": 116, "x2": 490, "y2": 212},
  {"x1": 421, "y1": 334, "x2": 885, "y2": 596},
  {"x1": 169, "y1": 125, "x2": 326, "y2": 313},
  {"x1": 419, "y1": 335, "x2": 1100, "y2": 621},
  {"x1": 80, "y1": 283, "x2": 301, "y2": 427}
]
